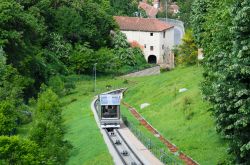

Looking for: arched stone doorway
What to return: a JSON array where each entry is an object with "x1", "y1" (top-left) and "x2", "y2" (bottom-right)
[{"x1": 148, "y1": 55, "x2": 157, "y2": 64}]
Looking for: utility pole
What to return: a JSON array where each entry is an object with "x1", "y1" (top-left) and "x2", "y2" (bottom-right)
[
  {"x1": 166, "y1": 0, "x2": 168, "y2": 19},
  {"x1": 93, "y1": 63, "x2": 97, "y2": 93}
]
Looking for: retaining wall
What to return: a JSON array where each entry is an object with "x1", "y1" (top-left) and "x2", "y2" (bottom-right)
[{"x1": 122, "y1": 66, "x2": 160, "y2": 78}]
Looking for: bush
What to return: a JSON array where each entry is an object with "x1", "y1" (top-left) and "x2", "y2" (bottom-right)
[
  {"x1": 29, "y1": 88, "x2": 71, "y2": 164},
  {"x1": 182, "y1": 96, "x2": 192, "y2": 113},
  {"x1": 48, "y1": 75, "x2": 65, "y2": 96},
  {"x1": 175, "y1": 30, "x2": 198, "y2": 66},
  {"x1": 48, "y1": 75, "x2": 75, "y2": 96},
  {"x1": 0, "y1": 136, "x2": 43, "y2": 164}
]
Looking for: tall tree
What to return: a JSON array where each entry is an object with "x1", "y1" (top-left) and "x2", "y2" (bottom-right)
[
  {"x1": 30, "y1": 88, "x2": 71, "y2": 164},
  {"x1": 190, "y1": 0, "x2": 209, "y2": 47},
  {"x1": 191, "y1": 0, "x2": 250, "y2": 163},
  {"x1": 109, "y1": 0, "x2": 139, "y2": 16},
  {"x1": 0, "y1": 49, "x2": 25, "y2": 135},
  {"x1": 176, "y1": 0, "x2": 194, "y2": 28},
  {"x1": 0, "y1": 136, "x2": 42, "y2": 164},
  {"x1": 225, "y1": 0, "x2": 250, "y2": 163}
]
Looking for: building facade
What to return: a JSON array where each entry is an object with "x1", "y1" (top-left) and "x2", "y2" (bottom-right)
[{"x1": 114, "y1": 16, "x2": 175, "y2": 68}]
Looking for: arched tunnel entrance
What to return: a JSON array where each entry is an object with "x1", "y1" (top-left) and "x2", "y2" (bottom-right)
[{"x1": 148, "y1": 55, "x2": 157, "y2": 64}]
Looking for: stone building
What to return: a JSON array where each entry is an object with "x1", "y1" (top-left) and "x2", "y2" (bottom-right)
[{"x1": 114, "y1": 16, "x2": 175, "y2": 68}]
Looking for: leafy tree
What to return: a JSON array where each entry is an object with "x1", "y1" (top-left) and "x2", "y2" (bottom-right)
[
  {"x1": 48, "y1": 75, "x2": 66, "y2": 97},
  {"x1": 69, "y1": 43, "x2": 95, "y2": 74},
  {"x1": 191, "y1": 0, "x2": 250, "y2": 163},
  {"x1": 175, "y1": 0, "x2": 194, "y2": 28},
  {"x1": 113, "y1": 32, "x2": 136, "y2": 66},
  {"x1": 112, "y1": 31, "x2": 130, "y2": 49},
  {"x1": 0, "y1": 101, "x2": 17, "y2": 136},
  {"x1": 53, "y1": 6, "x2": 83, "y2": 43},
  {"x1": 30, "y1": 88, "x2": 71, "y2": 164},
  {"x1": 191, "y1": 0, "x2": 209, "y2": 47},
  {"x1": 53, "y1": 2, "x2": 116, "y2": 48},
  {"x1": 175, "y1": 30, "x2": 198, "y2": 65},
  {"x1": 0, "y1": 136, "x2": 42, "y2": 164},
  {"x1": 47, "y1": 32, "x2": 72, "y2": 66},
  {"x1": 0, "y1": 48, "x2": 27, "y2": 135},
  {"x1": 35, "y1": 88, "x2": 62, "y2": 124},
  {"x1": 109, "y1": 0, "x2": 139, "y2": 16},
  {"x1": 221, "y1": 1, "x2": 250, "y2": 163},
  {"x1": 95, "y1": 47, "x2": 121, "y2": 73},
  {"x1": 132, "y1": 47, "x2": 148, "y2": 68}
]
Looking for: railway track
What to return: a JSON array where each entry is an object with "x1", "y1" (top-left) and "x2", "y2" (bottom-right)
[
  {"x1": 94, "y1": 88, "x2": 144, "y2": 165},
  {"x1": 104, "y1": 128, "x2": 144, "y2": 165}
]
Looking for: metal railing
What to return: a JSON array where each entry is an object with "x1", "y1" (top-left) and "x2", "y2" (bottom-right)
[{"x1": 122, "y1": 117, "x2": 183, "y2": 165}]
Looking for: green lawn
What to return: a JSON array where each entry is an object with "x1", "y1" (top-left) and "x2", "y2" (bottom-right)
[
  {"x1": 61, "y1": 76, "x2": 127, "y2": 165},
  {"x1": 61, "y1": 83, "x2": 111, "y2": 165},
  {"x1": 18, "y1": 66, "x2": 229, "y2": 165},
  {"x1": 122, "y1": 66, "x2": 230, "y2": 165}
]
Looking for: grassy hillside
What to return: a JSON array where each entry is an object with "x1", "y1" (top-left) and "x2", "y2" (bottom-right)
[
  {"x1": 122, "y1": 66, "x2": 230, "y2": 164},
  {"x1": 61, "y1": 76, "x2": 127, "y2": 165},
  {"x1": 61, "y1": 80, "x2": 112, "y2": 165},
  {"x1": 58, "y1": 65, "x2": 229, "y2": 165}
]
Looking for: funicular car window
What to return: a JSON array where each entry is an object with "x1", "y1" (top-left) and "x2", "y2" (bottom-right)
[{"x1": 101, "y1": 105, "x2": 118, "y2": 118}]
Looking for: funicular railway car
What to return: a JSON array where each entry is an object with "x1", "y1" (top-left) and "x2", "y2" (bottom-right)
[{"x1": 98, "y1": 94, "x2": 121, "y2": 128}]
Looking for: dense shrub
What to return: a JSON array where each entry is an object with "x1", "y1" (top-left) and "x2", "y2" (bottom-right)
[
  {"x1": 29, "y1": 88, "x2": 71, "y2": 164},
  {"x1": 0, "y1": 136, "x2": 42, "y2": 164},
  {"x1": 174, "y1": 30, "x2": 198, "y2": 66}
]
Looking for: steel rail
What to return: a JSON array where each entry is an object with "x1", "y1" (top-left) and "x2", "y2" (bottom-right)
[
  {"x1": 115, "y1": 129, "x2": 144, "y2": 165},
  {"x1": 104, "y1": 128, "x2": 128, "y2": 165},
  {"x1": 94, "y1": 89, "x2": 144, "y2": 165}
]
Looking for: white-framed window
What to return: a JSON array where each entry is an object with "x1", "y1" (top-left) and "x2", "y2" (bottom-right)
[
  {"x1": 162, "y1": 44, "x2": 164, "y2": 49},
  {"x1": 150, "y1": 46, "x2": 154, "y2": 51},
  {"x1": 150, "y1": 32, "x2": 153, "y2": 36},
  {"x1": 163, "y1": 31, "x2": 166, "y2": 38},
  {"x1": 144, "y1": 44, "x2": 146, "y2": 48}
]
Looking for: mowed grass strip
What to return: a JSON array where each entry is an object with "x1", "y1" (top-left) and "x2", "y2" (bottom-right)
[
  {"x1": 61, "y1": 81, "x2": 114, "y2": 165},
  {"x1": 122, "y1": 66, "x2": 230, "y2": 165}
]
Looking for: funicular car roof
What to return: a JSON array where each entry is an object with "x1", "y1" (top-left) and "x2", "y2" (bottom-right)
[{"x1": 99, "y1": 94, "x2": 121, "y2": 105}]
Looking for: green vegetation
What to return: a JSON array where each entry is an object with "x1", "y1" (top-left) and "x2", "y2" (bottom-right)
[
  {"x1": 0, "y1": 0, "x2": 248, "y2": 164},
  {"x1": 122, "y1": 66, "x2": 230, "y2": 164},
  {"x1": 61, "y1": 82, "x2": 112, "y2": 165},
  {"x1": 174, "y1": 30, "x2": 198, "y2": 66},
  {"x1": 191, "y1": 0, "x2": 250, "y2": 163},
  {"x1": 0, "y1": 136, "x2": 41, "y2": 164},
  {"x1": 29, "y1": 88, "x2": 71, "y2": 164},
  {"x1": 61, "y1": 66, "x2": 230, "y2": 165},
  {"x1": 121, "y1": 107, "x2": 184, "y2": 164},
  {"x1": 109, "y1": 0, "x2": 139, "y2": 16},
  {"x1": 0, "y1": 0, "x2": 148, "y2": 164},
  {"x1": 61, "y1": 76, "x2": 128, "y2": 165},
  {"x1": 175, "y1": 0, "x2": 194, "y2": 28}
]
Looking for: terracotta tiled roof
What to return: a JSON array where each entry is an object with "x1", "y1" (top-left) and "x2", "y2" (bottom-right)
[
  {"x1": 138, "y1": 2, "x2": 158, "y2": 18},
  {"x1": 114, "y1": 16, "x2": 174, "y2": 32},
  {"x1": 170, "y1": 4, "x2": 179, "y2": 11}
]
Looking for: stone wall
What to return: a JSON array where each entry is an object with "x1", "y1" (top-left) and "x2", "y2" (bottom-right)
[{"x1": 122, "y1": 66, "x2": 160, "y2": 78}]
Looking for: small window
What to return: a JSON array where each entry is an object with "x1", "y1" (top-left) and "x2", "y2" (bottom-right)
[
  {"x1": 163, "y1": 31, "x2": 166, "y2": 38},
  {"x1": 150, "y1": 32, "x2": 153, "y2": 36},
  {"x1": 150, "y1": 46, "x2": 154, "y2": 51},
  {"x1": 144, "y1": 44, "x2": 146, "y2": 48},
  {"x1": 162, "y1": 45, "x2": 164, "y2": 49}
]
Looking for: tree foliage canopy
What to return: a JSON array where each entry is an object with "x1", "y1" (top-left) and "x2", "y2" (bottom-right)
[
  {"x1": 0, "y1": 136, "x2": 42, "y2": 164},
  {"x1": 191, "y1": 0, "x2": 250, "y2": 163},
  {"x1": 0, "y1": 0, "x2": 150, "y2": 163}
]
